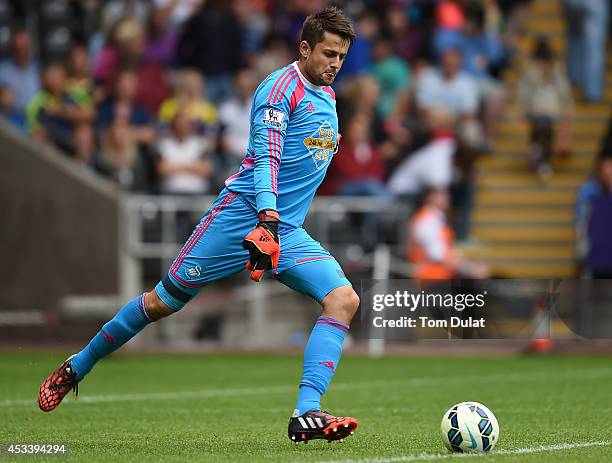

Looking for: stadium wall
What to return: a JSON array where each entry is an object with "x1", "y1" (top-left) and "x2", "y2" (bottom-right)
[{"x1": 0, "y1": 120, "x2": 119, "y2": 322}]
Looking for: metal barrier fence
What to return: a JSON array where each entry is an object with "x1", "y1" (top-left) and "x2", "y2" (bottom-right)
[
  {"x1": 119, "y1": 194, "x2": 413, "y2": 298},
  {"x1": 118, "y1": 194, "x2": 413, "y2": 348},
  {"x1": 81, "y1": 193, "x2": 612, "y2": 350}
]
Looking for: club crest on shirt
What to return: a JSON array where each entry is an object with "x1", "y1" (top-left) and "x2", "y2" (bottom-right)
[
  {"x1": 185, "y1": 265, "x2": 202, "y2": 280},
  {"x1": 304, "y1": 120, "x2": 337, "y2": 170},
  {"x1": 262, "y1": 107, "x2": 286, "y2": 128}
]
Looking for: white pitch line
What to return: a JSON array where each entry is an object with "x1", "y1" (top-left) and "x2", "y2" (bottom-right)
[
  {"x1": 317, "y1": 441, "x2": 612, "y2": 463},
  {"x1": 2, "y1": 367, "x2": 610, "y2": 409},
  {"x1": 0, "y1": 384, "x2": 294, "y2": 408}
]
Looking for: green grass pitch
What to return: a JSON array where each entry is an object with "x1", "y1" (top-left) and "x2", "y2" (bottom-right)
[{"x1": 1, "y1": 352, "x2": 611, "y2": 462}]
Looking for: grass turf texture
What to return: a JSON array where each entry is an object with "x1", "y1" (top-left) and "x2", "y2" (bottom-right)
[{"x1": 1, "y1": 353, "x2": 611, "y2": 462}]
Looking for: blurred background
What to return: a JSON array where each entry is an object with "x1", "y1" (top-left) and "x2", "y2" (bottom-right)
[{"x1": 0, "y1": 0, "x2": 611, "y2": 353}]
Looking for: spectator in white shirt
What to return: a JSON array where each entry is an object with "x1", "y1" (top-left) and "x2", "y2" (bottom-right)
[
  {"x1": 156, "y1": 109, "x2": 212, "y2": 194},
  {"x1": 415, "y1": 48, "x2": 484, "y2": 151},
  {"x1": 388, "y1": 107, "x2": 456, "y2": 196},
  {"x1": 219, "y1": 68, "x2": 257, "y2": 173}
]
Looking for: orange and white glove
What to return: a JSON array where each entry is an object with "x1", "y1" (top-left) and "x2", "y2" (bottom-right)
[{"x1": 242, "y1": 210, "x2": 280, "y2": 282}]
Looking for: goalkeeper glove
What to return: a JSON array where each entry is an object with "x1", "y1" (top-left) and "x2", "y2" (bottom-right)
[{"x1": 242, "y1": 209, "x2": 280, "y2": 282}]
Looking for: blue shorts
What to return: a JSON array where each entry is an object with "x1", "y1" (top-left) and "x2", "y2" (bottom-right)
[{"x1": 155, "y1": 189, "x2": 351, "y2": 310}]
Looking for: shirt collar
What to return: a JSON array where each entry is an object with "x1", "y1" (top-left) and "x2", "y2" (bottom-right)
[{"x1": 292, "y1": 61, "x2": 322, "y2": 92}]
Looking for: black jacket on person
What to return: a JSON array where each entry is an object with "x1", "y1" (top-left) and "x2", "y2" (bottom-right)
[{"x1": 176, "y1": 5, "x2": 244, "y2": 76}]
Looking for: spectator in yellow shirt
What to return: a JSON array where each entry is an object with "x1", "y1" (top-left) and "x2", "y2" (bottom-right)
[{"x1": 158, "y1": 68, "x2": 218, "y2": 136}]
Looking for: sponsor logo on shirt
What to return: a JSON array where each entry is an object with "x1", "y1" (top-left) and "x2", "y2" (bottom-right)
[{"x1": 304, "y1": 121, "x2": 337, "y2": 170}]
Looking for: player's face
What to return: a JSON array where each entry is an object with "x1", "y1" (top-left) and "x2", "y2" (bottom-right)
[{"x1": 301, "y1": 32, "x2": 350, "y2": 86}]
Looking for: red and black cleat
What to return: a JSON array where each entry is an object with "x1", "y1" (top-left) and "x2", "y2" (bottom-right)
[
  {"x1": 38, "y1": 356, "x2": 79, "y2": 412},
  {"x1": 288, "y1": 410, "x2": 358, "y2": 444}
]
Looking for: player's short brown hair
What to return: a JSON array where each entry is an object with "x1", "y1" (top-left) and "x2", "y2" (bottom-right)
[{"x1": 300, "y1": 6, "x2": 356, "y2": 50}]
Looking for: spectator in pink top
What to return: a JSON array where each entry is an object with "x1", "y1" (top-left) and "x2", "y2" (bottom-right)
[{"x1": 94, "y1": 17, "x2": 171, "y2": 114}]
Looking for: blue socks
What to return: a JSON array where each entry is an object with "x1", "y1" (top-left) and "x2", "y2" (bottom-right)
[
  {"x1": 70, "y1": 294, "x2": 350, "y2": 416},
  {"x1": 71, "y1": 293, "x2": 152, "y2": 380},
  {"x1": 295, "y1": 316, "x2": 349, "y2": 415}
]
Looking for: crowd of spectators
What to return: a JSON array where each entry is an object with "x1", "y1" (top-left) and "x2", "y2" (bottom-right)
[
  {"x1": 0, "y1": 0, "x2": 608, "y2": 246},
  {"x1": 0, "y1": 1, "x2": 525, "y2": 198}
]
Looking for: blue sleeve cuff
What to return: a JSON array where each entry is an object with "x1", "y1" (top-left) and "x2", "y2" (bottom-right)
[{"x1": 256, "y1": 191, "x2": 277, "y2": 213}]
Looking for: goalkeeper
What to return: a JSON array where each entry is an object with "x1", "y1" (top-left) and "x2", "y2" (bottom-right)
[{"x1": 38, "y1": 7, "x2": 360, "y2": 445}]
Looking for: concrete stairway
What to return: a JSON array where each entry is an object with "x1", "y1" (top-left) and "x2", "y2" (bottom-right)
[{"x1": 469, "y1": 0, "x2": 611, "y2": 278}]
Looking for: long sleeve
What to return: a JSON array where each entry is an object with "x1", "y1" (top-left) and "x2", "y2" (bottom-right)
[{"x1": 250, "y1": 68, "x2": 297, "y2": 212}]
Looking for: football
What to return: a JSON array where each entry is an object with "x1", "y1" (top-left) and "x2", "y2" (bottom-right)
[{"x1": 440, "y1": 401, "x2": 499, "y2": 453}]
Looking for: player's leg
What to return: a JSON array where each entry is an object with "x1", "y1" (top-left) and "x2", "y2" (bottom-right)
[
  {"x1": 280, "y1": 265, "x2": 360, "y2": 443},
  {"x1": 293, "y1": 282, "x2": 359, "y2": 415},
  {"x1": 274, "y1": 231, "x2": 360, "y2": 442},
  {"x1": 37, "y1": 283, "x2": 188, "y2": 412},
  {"x1": 71, "y1": 190, "x2": 251, "y2": 380},
  {"x1": 67, "y1": 285, "x2": 186, "y2": 383},
  {"x1": 38, "y1": 190, "x2": 254, "y2": 412}
]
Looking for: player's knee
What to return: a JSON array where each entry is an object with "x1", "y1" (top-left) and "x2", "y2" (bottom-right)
[
  {"x1": 343, "y1": 288, "x2": 360, "y2": 316},
  {"x1": 322, "y1": 286, "x2": 360, "y2": 322},
  {"x1": 144, "y1": 290, "x2": 175, "y2": 321}
]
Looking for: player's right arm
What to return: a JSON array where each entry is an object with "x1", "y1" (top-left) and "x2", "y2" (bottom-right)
[
  {"x1": 249, "y1": 69, "x2": 295, "y2": 213},
  {"x1": 241, "y1": 68, "x2": 297, "y2": 281}
]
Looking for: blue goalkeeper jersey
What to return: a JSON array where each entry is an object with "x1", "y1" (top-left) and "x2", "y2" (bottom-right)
[{"x1": 225, "y1": 61, "x2": 339, "y2": 228}]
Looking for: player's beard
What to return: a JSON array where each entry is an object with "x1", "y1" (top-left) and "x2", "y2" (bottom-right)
[
  {"x1": 311, "y1": 67, "x2": 336, "y2": 86},
  {"x1": 302, "y1": 61, "x2": 336, "y2": 85}
]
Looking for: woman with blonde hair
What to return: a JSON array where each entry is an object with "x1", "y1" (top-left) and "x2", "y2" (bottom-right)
[{"x1": 518, "y1": 36, "x2": 574, "y2": 180}]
